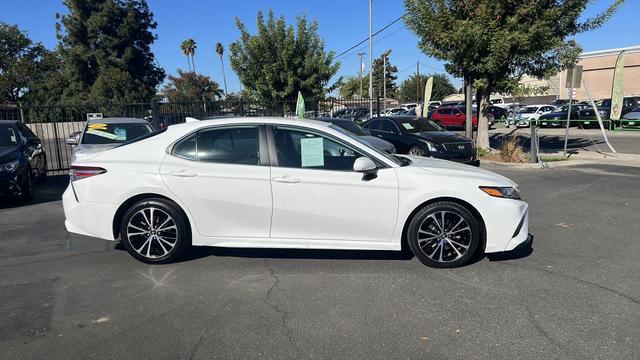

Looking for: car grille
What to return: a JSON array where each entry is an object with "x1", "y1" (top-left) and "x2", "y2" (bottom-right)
[{"x1": 443, "y1": 142, "x2": 473, "y2": 152}]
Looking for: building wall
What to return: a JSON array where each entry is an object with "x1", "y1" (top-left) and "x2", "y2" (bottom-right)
[{"x1": 559, "y1": 46, "x2": 640, "y2": 100}]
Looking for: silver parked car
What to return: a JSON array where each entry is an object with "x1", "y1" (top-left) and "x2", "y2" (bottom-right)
[{"x1": 66, "y1": 117, "x2": 154, "y2": 163}]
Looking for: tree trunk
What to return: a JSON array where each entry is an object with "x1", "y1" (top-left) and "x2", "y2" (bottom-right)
[
  {"x1": 191, "y1": 55, "x2": 197, "y2": 74},
  {"x1": 476, "y1": 89, "x2": 490, "y2": 149},
  {"x1": 220, "y1": 56, "x2": 228, "y2": 96},
  {"x1": 186, "y1": 56, "x2": 191, "y2": 72}
]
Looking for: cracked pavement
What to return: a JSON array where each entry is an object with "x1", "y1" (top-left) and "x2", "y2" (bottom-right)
[{"x1": 1, "y1": 163, "x2": 639, "y2": 359}]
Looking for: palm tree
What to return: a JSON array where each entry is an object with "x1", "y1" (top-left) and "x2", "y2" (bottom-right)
[
  {"x1": 180, "y1": 40, "x2": 192, "y2": 71},
  {"x1": 215, "y1": 42, "x2": 228, "y2": 96},
  {"x1": 180, "y1": 39, "x2": 197, "y2": 73}
]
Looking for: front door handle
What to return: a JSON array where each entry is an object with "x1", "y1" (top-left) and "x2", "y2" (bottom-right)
[
  {"x1": 169, "y1": 170, "x2": 197, "y2": 178},
  {"x1": 273, "y1": 176, "x2": 300, "y2": 184}
]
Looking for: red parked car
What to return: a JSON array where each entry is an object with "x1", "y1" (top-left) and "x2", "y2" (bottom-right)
[{"x1": 431, "y1": 106, "x2": 478, "y2": 128}]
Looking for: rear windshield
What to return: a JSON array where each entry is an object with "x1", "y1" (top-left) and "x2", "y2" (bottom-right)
[
  {"x1": 82, "y1": 122, "x2": 153, "y2": 145},
  {"x1": 331, "y1": 120, "x2": 369, "y2": 136}
]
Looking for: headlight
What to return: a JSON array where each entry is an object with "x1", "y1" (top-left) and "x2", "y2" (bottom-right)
[
  {"x1": 0, "y1": 159, "x2": 20, "y2": 173},
  {"x1": 422, "y1": 140, "x2": 439, "y2": 152},
  {"x1": 479, "y1": 186, "x2": 521, "y2": 200}
]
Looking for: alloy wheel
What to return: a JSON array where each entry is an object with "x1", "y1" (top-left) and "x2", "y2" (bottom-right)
[
  {"x1": 416, "y1": 211, "x2": 472, "y2": 263},
  {"x1": 408, "y1": 147, "x2": 424, "y2": 156},
  {"x1": 126, "y1": 207, "x2": 178, "y2": 259}
]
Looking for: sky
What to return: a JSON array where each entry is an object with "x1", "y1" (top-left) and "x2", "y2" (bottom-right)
[{"x1": 2, "y1": 0, "x2": 639, "y2": 94}]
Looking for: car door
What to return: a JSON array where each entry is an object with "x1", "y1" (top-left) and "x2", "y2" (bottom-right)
[
  {"x1": 160, "y1": 125, "x2": 273, "y2": 238},
  {"x1": 451, "y1": 108, "x2": 465, "y2": 126},
  {"x1": 438, "y1": 108, "x2": 453, "y2": 126},
  {"x1": 268, "y1": 126, "x2": 398, "y2": 243}
]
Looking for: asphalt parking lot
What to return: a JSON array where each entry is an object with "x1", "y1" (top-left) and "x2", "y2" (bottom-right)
[{"x1": 1, "y1": 163, "x2": 639, "y2": 360}]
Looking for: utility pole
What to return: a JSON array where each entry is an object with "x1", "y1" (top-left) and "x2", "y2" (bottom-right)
[
  {"x1": 368, "y1": 0, "x2": 373, "y2": 118},
  {"x1": 358, "y1": 52, "x2": 365, "y2": 98},
  {"x1": 416, "y1": 61, "x2": 420, "y2": 103},
  {"x1": 381, "y1": 49, "x2": 392, "y2": 111}
]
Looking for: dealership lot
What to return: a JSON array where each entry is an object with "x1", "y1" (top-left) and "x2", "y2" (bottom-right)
[{"x1": 1, "y1": 163, "x2": 639, "y2": 360}]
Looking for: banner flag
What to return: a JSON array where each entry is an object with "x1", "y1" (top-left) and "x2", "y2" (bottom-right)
[
  {"x1": 610, "y1": 51, "x2": 625, "y2": 121},
  {"x1": 296, "y1": 91, "x2": 305, "y2": 119}
]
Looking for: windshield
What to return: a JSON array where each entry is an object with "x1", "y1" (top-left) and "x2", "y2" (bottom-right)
[
  {"x1": 595, "y1": 99, "x2": 611, "y2": 107},
  {"x1": 399, "y1": 118, "x2": 444, "y2": 133},
  {"x1": 329, "y1": 124, "x2": 405, "y2": 166},
  {"x1": 0, "y1": 124, "x2": 18, "y2": 146},
  {"x1": 331, "y1": 120, "x2": 368, "y2": 136},
  {"x1": 520, "y1": 107, "x2": 538, "y2": 114},
  {"x1": 82, "y1": 122, "x2": 153, "y2": 145}
]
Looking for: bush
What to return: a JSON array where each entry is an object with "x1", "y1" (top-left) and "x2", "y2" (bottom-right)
[{"x1": 499, "y1": 137, "x2": 529, "y2": 163}]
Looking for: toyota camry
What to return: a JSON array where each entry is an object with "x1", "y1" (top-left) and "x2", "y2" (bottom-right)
[{"x1": 63, "y1": 117, "x2": 530, "y2": 268}]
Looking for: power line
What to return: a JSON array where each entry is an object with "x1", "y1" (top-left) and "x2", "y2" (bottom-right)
[{"x1": 334, "y1": 14, "x2": 406, "y2": 60}]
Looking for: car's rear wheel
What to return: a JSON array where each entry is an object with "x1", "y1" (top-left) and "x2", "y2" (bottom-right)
[
  {"x1": 408, "y1": 146, "x2": 425, "y2": 157},
  {"x1": 120, "y1": 199, "x2": 190, "y2": 264},
  {"x1": 407, "y1": 201, "x2": 480, "y2": 268}
]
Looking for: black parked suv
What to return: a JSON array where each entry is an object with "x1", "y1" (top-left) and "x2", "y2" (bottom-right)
[
  {"x1": 362, "y1": 116, "x2": 478, "y2": 166},
  {"x1": 578, "y1": 97, "x2": 639, "y2": 128},
  {"x1": 0, "y1": 120, "x2": 47, "y2": 201}
]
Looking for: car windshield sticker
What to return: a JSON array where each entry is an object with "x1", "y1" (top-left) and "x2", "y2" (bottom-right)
[
  {"x1": 402, "y1": 123, "x2": 415, "y2": 130},
  {"x1": 300, "y1": 137, "x2": 324, "y2": 167},
  {"x1": 87, "y1": 128, "x2": 119, "y2": 140},
  {"x1": 114, "y1": 127, "x2": 127, "y2": 141},
  {"x1": 9, "y1": 129, "x2": 17, "y2": 143},
  {"x1": 88, "y1": 123, "x2": 108, "y2": 130}
]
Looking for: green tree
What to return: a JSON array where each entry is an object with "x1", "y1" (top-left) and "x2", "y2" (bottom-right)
[
  {"x1": 215, "y1": 42, "x2": 228, "y2": 96},
  {"x1": 338, "y1": 76, "x2": 363, "y2": 98},
  {"x1": 0, "y1": 22, "x2": 66, "y2": 104},
  {"x1": 404, "y1": 0, "x2": 622, "y2": 149},
  {"x1": 56, "y1": 0, "x2": 165, "y2": 103},
  {"x1": 229, "y1": 10, "x2": 340, "y2": 103},
  {"x1": 397, "y1": 73, "x2": 456, "y2": 103},
  {"x1": 162, "y1": 69, "x2": 223, "y2": 103},
  {"x1": 372, "y1": 57, "x2": 397, "y2": 99}
]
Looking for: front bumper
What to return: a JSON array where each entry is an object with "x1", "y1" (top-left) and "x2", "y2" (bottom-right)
[
  {"x1": 0, "y1": 170, "x2": 26, "y2": 197},
  {"x1": 483, "y1": 200, "x2": 529, "y2": 253}
]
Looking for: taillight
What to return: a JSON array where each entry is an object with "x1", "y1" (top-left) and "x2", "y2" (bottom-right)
[{"x1": 69, "y1": 165, "x2": 107, "y2": 181}]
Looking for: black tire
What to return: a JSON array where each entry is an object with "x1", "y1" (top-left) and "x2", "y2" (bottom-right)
[
  {"x1": 20, "y1": 167, "x2": 33, "y2": 201},
  {"x1": 407, "y1": 201, "x2": 481, "y2": 268},
  {"x1": 39, "y1": 155, "x2": 48, "y2": 182},
  {"x1": 407, "y1": 146, "x2": 425, "y2": 157},
  {"x1": 120, "y1": 198, "x2": 191, "y2": 264}
]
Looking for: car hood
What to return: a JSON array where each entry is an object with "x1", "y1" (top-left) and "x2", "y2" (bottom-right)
[
  {"x1": 360, "y1": 135, "x2": 395, "y2": 152},
  {"x1": 0, "y1": 145, "x2": 19, "y2": 163},
  {"x1": 539, "y1": 112, "x2": 566, "y2": 119},
  {"x1": 401, "y1": 155, "x2": 516, "y2": 187},
  {"x1": 623, "y1": 112, "x2": 640, "y2": 120},
  {"x1": 410, "y1": 131, "x2": 471, "y2": 143}
]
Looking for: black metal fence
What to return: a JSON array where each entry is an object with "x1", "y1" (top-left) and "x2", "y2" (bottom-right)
[{"x1": 0, "y1": 97, "x2": 382, "y2": 173}]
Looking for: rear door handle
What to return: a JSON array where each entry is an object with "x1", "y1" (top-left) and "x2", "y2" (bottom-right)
[
  {"x1": 273, "y1": 176, "x2": 300, "y2": 184},
  {"x1": 169, "y1": 170, "x2": 197, "y2": 177}
]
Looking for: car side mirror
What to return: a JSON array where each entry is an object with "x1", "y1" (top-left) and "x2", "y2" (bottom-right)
[
  {"x1": 65, "y1": 137, "x2": 78, "y2": 146},
  {"x1": 353, "y1": 157, "x2": 377, "y2": 181}
]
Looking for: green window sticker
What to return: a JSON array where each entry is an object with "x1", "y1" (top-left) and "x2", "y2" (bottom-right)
[
  {"x1": 300, "y1": 137, "x2": 324, "y2": 167},
  {"x1": 401, "y1": 123, "x2": 415, "y2": 130}
]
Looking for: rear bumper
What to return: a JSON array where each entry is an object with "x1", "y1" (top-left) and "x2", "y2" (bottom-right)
[{"x1": 62, "y1": 183, "x2": 117, "y2": 240}]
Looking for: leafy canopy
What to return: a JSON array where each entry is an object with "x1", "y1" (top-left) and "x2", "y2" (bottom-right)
[
  {"x1": 162, "y1": 69, "x2": 223, "y2": 103},
  {"x1": 57, "y1": 0, "x2": 165, "y2": 103},
  {"x1": 338, "y1": 76, "x2": 363, "y2": 98},
  {"x1": 372, "y1": 57, "x2": 398, "y2": 98},
  {"x1": 397, "y1": 73, "x2": 456, "y2": 103},
  {"x1": 229, "y1": 10, "x2": 340, "y2": 102}
]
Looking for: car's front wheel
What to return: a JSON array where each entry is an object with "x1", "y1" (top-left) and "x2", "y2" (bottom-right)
[
  {"x1": 407, "y1": 201, "x2": 481, "y2": 268},
  {"x1": 120, "y1": 199, "x2": 191, "y2": 264},
  {"x1": 407, "y1": 146, "x2": 425, "y2": 157}
]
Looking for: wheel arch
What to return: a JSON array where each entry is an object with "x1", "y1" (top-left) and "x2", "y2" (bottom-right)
[
  {"x1": 401, "y1": 196, "x2": 487, "y2": 254},
  {"x1": 112, "y1": 193, "x2": 193, "y2": 240}
]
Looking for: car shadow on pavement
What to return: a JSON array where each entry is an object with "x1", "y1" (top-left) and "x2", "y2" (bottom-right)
[
  {"x1": 0, "y1": 175, "x2": 68, "y2": 209},
  {"x1": 490, "y1": 132, "x2": 606, "y2": 153}
]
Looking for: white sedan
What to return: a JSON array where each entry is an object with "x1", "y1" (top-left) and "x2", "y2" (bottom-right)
[{"x1": 63, "y1": 117, "x2": 530, "y2": 268}]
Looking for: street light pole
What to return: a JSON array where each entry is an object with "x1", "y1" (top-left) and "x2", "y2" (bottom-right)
[
  {"x1": 381, "y1": 49, "x2": 392, "y2": 111},
  {"x1": 368, "y1": 0, "x2": 373, "y2": 118}
]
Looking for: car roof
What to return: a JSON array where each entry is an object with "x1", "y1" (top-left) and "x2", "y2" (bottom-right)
[
  {"x1": 87, "y1": 117, "x2": 149, "y2": 124},
  {"x1": 0, "y1": 120, "x2": 19, "y2": 124},
  {"x1": 168, "y1": 117, "x2": 331, "y2": 132}
]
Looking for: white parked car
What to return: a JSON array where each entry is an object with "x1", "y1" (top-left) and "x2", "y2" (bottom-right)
[
  {"x1": 63, "y1": 117, "x2": 530, "y2": 268},
  {"x1": 514, "y1": 105, "x2": 555, "y2": 127},
  {"x1": 383, "y1": 107, "x2": 407, "y2": 116},
  {"x1": 66, "y1": 117, "x2": 154, "y2": 163}
]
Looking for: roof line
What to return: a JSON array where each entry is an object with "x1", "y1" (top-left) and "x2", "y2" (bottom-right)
[{"x1": 580, "y1": 45, "x2": 640, "y2": 58}]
